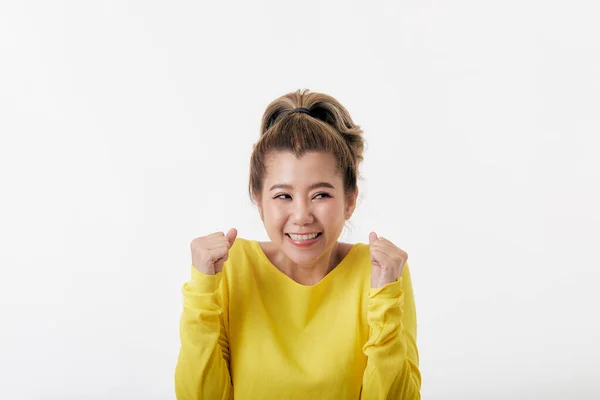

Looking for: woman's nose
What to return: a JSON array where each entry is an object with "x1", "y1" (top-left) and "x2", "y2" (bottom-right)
[{"x1": 291, "y1": 200, "x2": 314, "y2": 226}]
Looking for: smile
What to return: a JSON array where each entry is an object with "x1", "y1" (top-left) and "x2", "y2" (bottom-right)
[
  {"x1": 286, "y1": 232, "x2": 322, "y2": 241},
  {"x1": 285, "y1": 232, "x2": 322, "y2": 248}
]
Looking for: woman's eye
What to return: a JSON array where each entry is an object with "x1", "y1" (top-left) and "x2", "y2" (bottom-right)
[{"x1": 273, "y1": 193, "x2": 331, "y2": 200}]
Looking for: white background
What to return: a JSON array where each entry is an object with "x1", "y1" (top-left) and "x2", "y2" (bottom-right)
[{"x1": 1, "y1": 1, "x2": 599, "y2": 399}]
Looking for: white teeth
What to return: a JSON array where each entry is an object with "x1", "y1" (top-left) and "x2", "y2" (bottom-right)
[{"x1": 288, "y1": 233, "x2": 319, "y2": 241}]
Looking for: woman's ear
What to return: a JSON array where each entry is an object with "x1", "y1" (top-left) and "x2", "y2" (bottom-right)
[{"x1": 345, "y1": 189, "x2": 358, "y2": 220}]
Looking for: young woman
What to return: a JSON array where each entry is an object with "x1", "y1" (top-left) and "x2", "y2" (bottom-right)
[{"x1": 175, "y1": 89, "x2": 421, "y2": 399}]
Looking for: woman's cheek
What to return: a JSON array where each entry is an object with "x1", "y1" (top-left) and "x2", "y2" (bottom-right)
[{"x1": 321, "y1": 200, "x2": 342, "y2": 218}]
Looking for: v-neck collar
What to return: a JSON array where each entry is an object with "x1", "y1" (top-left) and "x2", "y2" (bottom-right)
[{"x1": 251, "y1": 240, "x2": 361, "y2": 290}]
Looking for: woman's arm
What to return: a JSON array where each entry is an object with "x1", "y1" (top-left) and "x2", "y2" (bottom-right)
[
  {"x1": 174, "y1": 266, "x2": 233, "y2": 400},
  {"x1": 361, "y1": 263, "x2": 421, "y2": 399}
]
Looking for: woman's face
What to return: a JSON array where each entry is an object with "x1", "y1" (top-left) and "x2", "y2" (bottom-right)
[{"x1": 257, "y1": 150, "x2": 357, "y2": 266}]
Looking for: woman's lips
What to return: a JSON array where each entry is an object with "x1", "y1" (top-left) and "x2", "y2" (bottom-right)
[{"x1": 286, "y1": 232, "x2": 322, "y2": 247}]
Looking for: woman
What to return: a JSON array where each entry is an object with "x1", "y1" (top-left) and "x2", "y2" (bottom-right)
[{"x1": 175, "y1": 89, "x2": 421, "y2": 399}]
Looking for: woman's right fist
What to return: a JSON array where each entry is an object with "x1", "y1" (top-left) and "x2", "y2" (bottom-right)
[{"x1": 190, "y1": 228, "x2": 238, "y2": 275}]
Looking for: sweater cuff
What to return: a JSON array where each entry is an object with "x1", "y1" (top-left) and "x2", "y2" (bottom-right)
[
  {"x1": 186, "y1": 264, "x2": 223, "y2": 294},
  {"x1": 369, "y1": 277, "x2": 403, "y2": 298},
  {"x1": 367, "y1": 278, "x2": 403, "y2": 326},
  {"x1": 364, "y1": 277, "x2": 404, "y2": 350}
]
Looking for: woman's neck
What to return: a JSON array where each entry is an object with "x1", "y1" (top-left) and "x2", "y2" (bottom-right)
[{"x1": 271, "y1": 242, "x2": 344, "y2": 286}]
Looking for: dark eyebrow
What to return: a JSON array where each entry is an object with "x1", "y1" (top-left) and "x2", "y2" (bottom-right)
[{"x1": 269, "y1": 182, "x2": 336, "y2": 191}]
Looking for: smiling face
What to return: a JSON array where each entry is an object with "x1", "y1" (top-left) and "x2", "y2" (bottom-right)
[{"x1": 256, "y1": 150, "x2": 357, "y2": 266}]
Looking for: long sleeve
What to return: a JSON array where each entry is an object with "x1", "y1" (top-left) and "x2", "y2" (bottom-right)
[
  {"x1": 174, "y1": 265, "x2": 233, "y2": 400},
  {"x1": 361, "y1": 263, "x2": 421, "y2": 400}
]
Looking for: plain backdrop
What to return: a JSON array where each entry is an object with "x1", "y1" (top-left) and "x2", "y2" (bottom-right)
[{"x1": 1, "y1": 1, "x2": 599, "y2": 399}]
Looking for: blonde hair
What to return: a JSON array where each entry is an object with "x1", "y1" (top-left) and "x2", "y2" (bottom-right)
[{"x1": 249, "y1": 89, "x2": 365, "y2": 204}]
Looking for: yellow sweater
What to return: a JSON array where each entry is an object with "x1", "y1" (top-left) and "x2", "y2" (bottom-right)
[{"x1": 175, "y1": 238, "x2": 421, "y2": 399}]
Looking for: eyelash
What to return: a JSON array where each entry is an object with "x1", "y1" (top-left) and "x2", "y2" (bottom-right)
[{"x1": 273, "y1": 193, "x2": 332, "y2": 200}]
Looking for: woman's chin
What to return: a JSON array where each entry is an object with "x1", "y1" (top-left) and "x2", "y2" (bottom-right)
[{"x1": 282, "y1": 238, "x2": 329, "y2": 263}]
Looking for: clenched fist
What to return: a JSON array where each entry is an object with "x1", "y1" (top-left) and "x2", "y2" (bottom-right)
[
  {"x1": 369, "y1": 232, "x2": 408, "y2": 288},
  {"x1": 190, "y1": 228, "x2": 237, "y2": 275}
]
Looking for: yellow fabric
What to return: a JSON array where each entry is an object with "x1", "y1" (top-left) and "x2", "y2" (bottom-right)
[{"x1": 175, "y1": 238, "x2": 421, "y2": 399}]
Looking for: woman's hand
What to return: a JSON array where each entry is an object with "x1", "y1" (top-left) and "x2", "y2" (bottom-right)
[
  {"x1": 368, "y1": 232, "x2": 408, "y2": 288},
  {"x1": 190, "y1": 228, "x2": 237, "y2": 275}
]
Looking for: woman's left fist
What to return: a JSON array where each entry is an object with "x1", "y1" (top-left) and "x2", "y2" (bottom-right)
[{"x1": 369, "y1": 232, "x2": 408, "y2": 288}]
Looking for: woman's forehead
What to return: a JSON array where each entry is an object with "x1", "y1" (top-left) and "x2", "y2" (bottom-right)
[{"x1": 263, "y1": 151, "x2": 342, "y2": 184}]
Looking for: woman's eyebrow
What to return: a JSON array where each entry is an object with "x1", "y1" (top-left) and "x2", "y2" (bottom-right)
[{"x1": 269, "y1": 182, "x2": 335, "y2": 191}]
